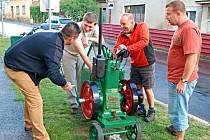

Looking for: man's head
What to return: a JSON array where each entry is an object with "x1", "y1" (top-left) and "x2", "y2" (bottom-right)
[
  {"x1": 120, "y1": 13, "x2": 135, "y2": 33},
  {"x1": 166, "y1": 0, "x2": 186, "y2": 26},
  {"x1": 82, "y1": 12, "x2": 98, "y2": 33},
  {"x1": 61, "y1": 22, "x2": 81, "y2": 45}
]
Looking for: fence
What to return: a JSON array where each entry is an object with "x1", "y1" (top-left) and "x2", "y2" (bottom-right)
[{"x1": 102, "y1": 23, "x2": 210, "y2": 57}]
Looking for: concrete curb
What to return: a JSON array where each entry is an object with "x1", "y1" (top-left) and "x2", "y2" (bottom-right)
[{"x1": 155, "y1": 99, "x2": 210, "y2": 126}]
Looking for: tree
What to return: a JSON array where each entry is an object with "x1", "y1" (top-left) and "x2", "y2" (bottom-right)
[
  {"x1": 30, "y1": 1, "x2": 47, "y2": 23},
  {"x1": 30, "y1": 0, "x2": 99, "y2": 23},
  {"x1": 60, "y1": 0, "x2": 99, "y2": 22}
]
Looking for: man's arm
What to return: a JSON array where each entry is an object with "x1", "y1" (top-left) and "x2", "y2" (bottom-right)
[
  {"x1": 44, "y1": 49, "x2": 74, "y2": 91},
  {"x1": 113, "y1": 36, "x2": 123, "y2": 58},
  {"x1": 176, "y1": 27, "x2": 201, "y2": 94},
  {"x1": 89, "y1": 25, "x2": 105, "y2": 44},
  {"x1": 72, "y1": 39, "x2": 93, "y2": 72},
  {"x1": 44, "y1": 55, "x2": 67, "y2": 86},
  {"x1": 176, "y1": 53, "x2": 197, "y2": 93},
  {"x1": 182, "y1": 53, "x2": 198, "y2": 81},
  {"x1": 127, "y1": 23, "x2": 149, "y2": 53},
  {"x1": 82, "y1": 25, "x2": 105, "y2": 47}
]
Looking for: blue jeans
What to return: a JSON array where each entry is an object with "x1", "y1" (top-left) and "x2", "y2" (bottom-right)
[{"x1": 168, "y1": 80, "x2": 197, "y2": 131}]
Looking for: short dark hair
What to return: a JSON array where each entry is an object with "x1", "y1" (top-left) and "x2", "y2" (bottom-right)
[
  {"x1": 83, "y1": 12, "x2": 98, "y2": 23},
  {"x1": 61, "y1": 22, "x2": 81, "y2": 38},
  {"x1": 166, "y1": 0, "x2": 186, "y2": 13}
]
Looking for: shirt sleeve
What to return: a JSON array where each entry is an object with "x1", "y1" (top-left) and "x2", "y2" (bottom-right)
[
  {"x1": 182, "y1": 27, "x2": 201, "y2": 55},
  {"x1": 44, "y1": 45, "x2": 67, "y2": 86},
  {"x1": 127, "y1": 23, "x2": 149, "y2": 53},
  {"x1": 113, "y1": 36, "x2": 123, "y2": 55}
]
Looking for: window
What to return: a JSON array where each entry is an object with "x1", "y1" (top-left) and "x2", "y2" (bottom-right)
[
  {"x1": 186, "y1": 11, "x2": 196, "y2": 22},
  {"x1": 125, "y1": 4, "x2": 145, "y2": 22},
  {"x1": 22, "y1": 5, "x2": 26, "y2": 15},
  {"x1": 16, "y1": 6, "x2": 20, "y2": 15}
]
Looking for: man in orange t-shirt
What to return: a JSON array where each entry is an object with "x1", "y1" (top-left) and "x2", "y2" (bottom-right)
[
  {"x1": 113, "y1": 13, "x2": 156, "y2": 122},
  {"x1": 166, "y1": 1, "x2": 201, "y2": 140}
]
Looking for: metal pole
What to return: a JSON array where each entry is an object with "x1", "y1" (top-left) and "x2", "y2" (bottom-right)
[
  {"x1": 97, "y1": 7, "x2": 102, "y2": 57},
  {"x1": 48, "y1": 0, "x2": 51, "y2": 30},
  {"x1": 1, "y1": 0, "x2": 4, "y2": 37}
]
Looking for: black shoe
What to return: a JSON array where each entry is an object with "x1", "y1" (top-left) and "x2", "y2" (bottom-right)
[
  {"x1": 24, "y1": 127, "x2": 32, "y2": 131},
  {"x1": 144, "y1": 110, "x2": 155, "y2": 122},
  {"x1": 137, "y1": 108, "x2": 146, "y2": 117},
  {"x1": 71, "y1": 108, "x2": 78, "y2": 114},
  {"x1": 166, "y1": 125, "x2": 177, "y2": 136},
  {"x1": 70, "y1": 103, "x2": 78, "y2": 114}
]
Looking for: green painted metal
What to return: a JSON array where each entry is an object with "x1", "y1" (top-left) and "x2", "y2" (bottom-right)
[
  {"x1": 80, "y1": 43, "x2": 139, "y2": 139},
  {"x1": 10, "y1": 36, "x2": 22, "y2": 45}
]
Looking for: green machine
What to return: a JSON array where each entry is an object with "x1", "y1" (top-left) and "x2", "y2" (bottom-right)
[{"x1": 77, "y1": 0, "x2": 143, "y2": 139}]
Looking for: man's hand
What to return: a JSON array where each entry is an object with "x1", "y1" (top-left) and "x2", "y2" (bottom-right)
[
  {"x1": 118, "y1": 44, "x2": 127, "y2": 51},
  {"x1": 176, "y1": 81, "x2": 187, "y2": 94},
  {"x1": 62, "y1": 82, "x2": 75, "y2": 92},
  {"x1": 88, "y1": 63, "x2": 93, "y2": 73}
]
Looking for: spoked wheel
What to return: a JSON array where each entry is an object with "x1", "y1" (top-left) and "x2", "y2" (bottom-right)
[
  {"x1": 89, "y1": 122, "x2": 104, "y2": 140},
  {"x1": 80, "y1": 81, "x2": 100, "y2": 120},
  {"x1": 120, "y1": 80, "x2": 138, "y2": 115},
  {"x1": 125, "y1": 121, "x2": 141, "y2": 140}
]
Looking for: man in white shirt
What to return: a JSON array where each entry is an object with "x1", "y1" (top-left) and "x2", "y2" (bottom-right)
[{"x1": 62, "y1": 12, "x2": 104, "y2": 114}]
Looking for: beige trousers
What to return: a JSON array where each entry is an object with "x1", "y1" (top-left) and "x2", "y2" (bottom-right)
[{"x1": 4, "y1": 66, "x2": 50, "y2": 140}]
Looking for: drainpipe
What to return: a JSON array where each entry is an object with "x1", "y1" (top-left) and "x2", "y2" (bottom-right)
[
  {"x1": 1, "y1": 0, "x2": 4, "y2": 37},
  {"x1": 48, "y1": 0, "x2": 51, "y2": 30}
]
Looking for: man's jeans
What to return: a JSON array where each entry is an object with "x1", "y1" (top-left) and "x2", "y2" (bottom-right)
[{"x1": 168, "y1": 80, "x2": 197, "y2": 131}]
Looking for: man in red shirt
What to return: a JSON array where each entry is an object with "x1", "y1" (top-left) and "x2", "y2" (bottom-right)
[
  {"x1": 165, "y1": 1, "x2": 201, "y2": 140},
  {"x1": 113, "y1": 13, "x2": 156, "y2": 122}
]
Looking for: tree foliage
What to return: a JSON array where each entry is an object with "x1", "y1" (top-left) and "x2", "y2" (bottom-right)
[
  {"x1": 30, "y1": 2, "x2": 48, "y2": 23},
  {"x1": 30, "y1": 0, "x2": 99, "y2": 23},
  {"x1": 60, "y1": 0, "x2": 99, "y2": 22}
]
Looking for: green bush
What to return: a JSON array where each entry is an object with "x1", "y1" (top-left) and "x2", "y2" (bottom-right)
[
  {"x1": 30, "y1": 0, "x2": 99, "y2": 23},
  {"x1": 30, "y1": 4, "x2": 48, "y2": 23},
  {"x1": 60, "y1": 0, "x2": 99, "y2": 22}
]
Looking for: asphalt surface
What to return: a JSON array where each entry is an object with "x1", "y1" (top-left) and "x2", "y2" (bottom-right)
[
  {"x1": 106, "y1": 40, "x2": 210, "y2": 122},
  {"x1": 0, "y1": 58, "x2": 33, "y2": 140}
]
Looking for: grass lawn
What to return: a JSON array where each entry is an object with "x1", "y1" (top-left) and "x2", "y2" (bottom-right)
[
  {"x1": 15, "y1": 79, "x2": 210, "y2": 140},
  {"x1": 0, "y1": 37, "x2": 10, "y2": 56},
  {"x1": 1, "y1": 38, "x2": 210, "y2": 140}
]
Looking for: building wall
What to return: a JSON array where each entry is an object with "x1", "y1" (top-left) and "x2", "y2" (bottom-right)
[
  {"x1": 110, "y1": 0, "x2": 167, "y2": 29},
  {"x1": 184, "y1": 0, "x2": 202, "y2": 28},
  {"x1": 108, "y1": 0, "x2": 203, "y2": 31},
  {"x1": 200, "y1": 5, "x2": 209, "y2": 33},
  {"x1": 4, "y1": 0, "x2": 32, "y2": 22}
]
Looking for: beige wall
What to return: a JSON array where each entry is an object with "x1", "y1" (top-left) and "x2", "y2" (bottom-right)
[
  {"x1": 109, "y1": 0, "x2": 167, "y2": 29},
  {"x1": 184, "y1": 0, "x2": 202, "y2": 29},
  {"x1": 108, "y1": 0, "x2": 203, "y2": 31},
  {"x1": 4, "y1": 0, "x2": 32, "y2": 22},
  {"x1": 200, "y1": 5, "x2": 209, "y2": 33}
]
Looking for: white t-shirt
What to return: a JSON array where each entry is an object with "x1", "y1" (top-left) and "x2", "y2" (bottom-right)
[{"x1": 64, "y1": 22, "x2": 100, "y2": 56}]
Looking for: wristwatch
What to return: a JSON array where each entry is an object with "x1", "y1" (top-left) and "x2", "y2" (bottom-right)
[{"x1": 181, "y1": 78, "x2": 188, "y2": 83}]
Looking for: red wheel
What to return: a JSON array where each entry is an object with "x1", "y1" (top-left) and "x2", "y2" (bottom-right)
[
  {"x1": 80, "y1": 81, "x2": 100, "y2": 120},
  {"x1": 120, "y1": 80, "x2": 138, "y2": 115}
]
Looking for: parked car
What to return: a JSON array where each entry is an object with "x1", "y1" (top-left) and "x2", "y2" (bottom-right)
[{"x1": 40, "y1": 16, "x2": 71, "y2": 30}]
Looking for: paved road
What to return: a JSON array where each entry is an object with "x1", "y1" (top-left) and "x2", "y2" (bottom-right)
[
  {"x1": 106, "y1": 40, "x2": 210, "y2": 122},
  {"x1": 0, "y1": 20, "x2": 35, "y2": 37},
  {"x1": 154, "y1": 62, "x2": 210, "y2": 122},
  {"x1": 0, "y1": 58, "x2": 33, "y2": 140}
]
